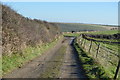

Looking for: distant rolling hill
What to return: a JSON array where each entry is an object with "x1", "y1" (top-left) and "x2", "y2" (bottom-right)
[{"x1": 54, "y1": 23, "x2": 111, "y2": 32}]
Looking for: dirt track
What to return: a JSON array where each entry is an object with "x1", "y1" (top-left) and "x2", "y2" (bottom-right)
[{"x1": 3, "y1": 37, "x2": 87, "y2": 78}]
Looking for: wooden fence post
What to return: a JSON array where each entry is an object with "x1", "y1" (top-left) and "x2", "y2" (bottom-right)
[
  {"x1": 81, "y1": 39, "x2": 84, "y2": 46},
  {"x1": 88, "y1": 40, "x2": 92, "y2": 53},
  {"x1": 81, "y1": 38, "x2": 83, "y2": 45},
  {"x1": 83, "y1": 39, "x2": 86, "y2": 49},
  {"x1": 114, "y1": 59, "x2": 120, "y2": 79},
  {"x1": 96, "y1": 43, "x2": 100, "y2": 58},
  {"x1": 80, "y1": 38, "x2": 83, "y2": 45}
]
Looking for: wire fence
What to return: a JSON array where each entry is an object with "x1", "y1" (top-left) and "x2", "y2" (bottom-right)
[{"x1": 77, "y1": 34, "x2": 120, "y2": 79}]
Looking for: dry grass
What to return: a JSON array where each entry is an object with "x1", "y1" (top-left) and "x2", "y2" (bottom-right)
[{"x1": 2, "y1": 4, "x2": 60, "y2": 56}]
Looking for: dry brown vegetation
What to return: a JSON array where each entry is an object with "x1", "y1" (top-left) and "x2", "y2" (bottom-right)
[{"x1": 2, "y1": 4, "x2": 60, "y2": 56}]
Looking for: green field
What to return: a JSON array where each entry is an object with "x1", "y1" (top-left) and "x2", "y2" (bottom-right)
[
  {"x1": 63, "y1": 33, "x2": 80, "y2": 37},
  {"x1": 55, "y1": 23, "x2": 109, "y2": 32},
  {"x1": 83, "y1": 30, "x2": 120, "y2": 52},
  {"x1": 85, "y1": 30, "x2": 119, "y2": 35}
]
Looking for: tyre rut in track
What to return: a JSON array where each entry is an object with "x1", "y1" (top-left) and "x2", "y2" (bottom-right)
[{"x1": 59, "y1": 38, "x2": 87, "y2": 78}]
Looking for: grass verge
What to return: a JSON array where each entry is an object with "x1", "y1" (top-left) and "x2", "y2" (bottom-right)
[
  {"x1": 0, "y1": 57, "x2": 2, "y2": 78},
  {"x1": 2, "y1": 36, "x2": 63, "y2": 76},
  {"x1": 73, "y1": 39, "x2": 109, "y2": 79}
]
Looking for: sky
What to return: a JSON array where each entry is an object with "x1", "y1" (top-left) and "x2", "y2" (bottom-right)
[
  {"x1": 1, "y1": 0, "x2": 119, "y2": 2},
  {"x1": 3, "y1": 2, "x2": 118, "y2": 25}
]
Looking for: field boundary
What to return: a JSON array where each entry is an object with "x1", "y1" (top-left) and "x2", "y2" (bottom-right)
[
  {"x1": 77, "y1": 34, "x2": 120, "y2": 79},
  {"x1": 82, "y1": 34, "x2": 120, "y2": 44}
]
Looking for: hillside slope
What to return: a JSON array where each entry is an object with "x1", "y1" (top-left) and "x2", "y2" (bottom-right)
[
  {"x1": 2, "y1": 4, "x2": 60, "y2": 56},
  {"x1": 55, "y1": 23, "x2": 109, "y2": 32}
]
